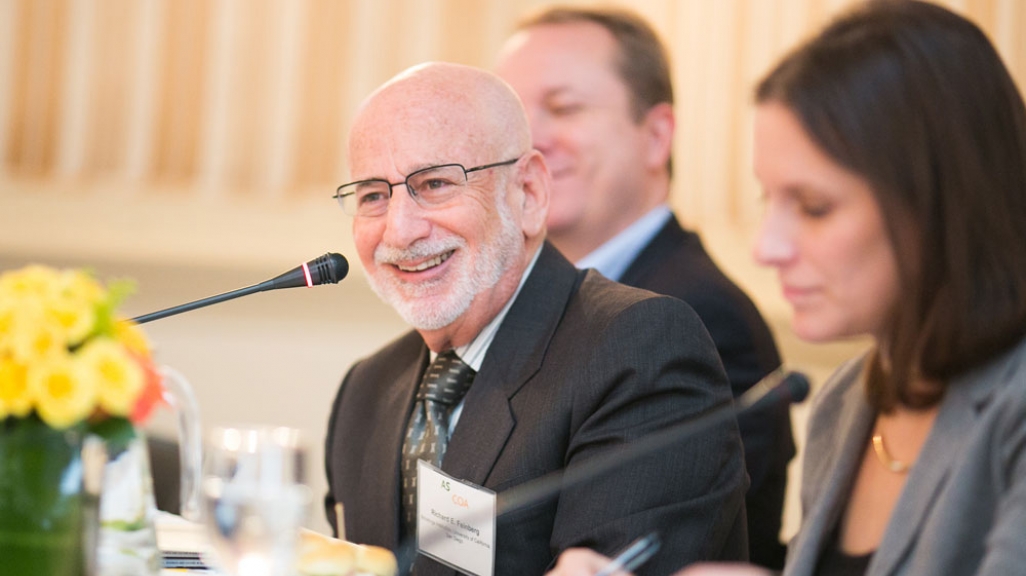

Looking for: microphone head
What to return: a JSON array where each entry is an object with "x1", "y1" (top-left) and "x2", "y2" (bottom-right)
[
  {"x1": 309, "y1": 253, "x2": 349, "y2": 285},
  {"x1": 264, "y1": 252, "x2": 350, "y2": 290},
  {"x1": 782, "y1": 371, "x2": 811, "y2": 404},
  {"x1": 738, "y1": 369, "x2": 812, "y2": 412}
]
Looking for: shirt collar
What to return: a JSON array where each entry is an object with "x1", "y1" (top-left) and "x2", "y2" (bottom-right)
[{"x1": 575, "y1": 205, "x2": 672, "y2": 281}]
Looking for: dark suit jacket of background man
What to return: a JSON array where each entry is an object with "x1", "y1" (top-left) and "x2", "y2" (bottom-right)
[
  {"x1": 618, "y1": 214, "x2": 794, "y2": 569},
  {"x1": 325, "y1": 243, "x2": 748, "y2": 576}
]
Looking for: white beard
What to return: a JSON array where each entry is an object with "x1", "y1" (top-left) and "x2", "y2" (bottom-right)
[{"x1": 366, "y1": 199, "x2": 523, "y2": 331}]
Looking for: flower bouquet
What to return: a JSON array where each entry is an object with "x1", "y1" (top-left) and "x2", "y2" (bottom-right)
[{"x1": 0, "y1": 264, "x2": 164, "y2": 575}]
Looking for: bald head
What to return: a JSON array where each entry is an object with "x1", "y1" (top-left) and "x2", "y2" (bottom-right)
[{"x1": 350, "y1": 62, "x2": 531, "y2": 171}]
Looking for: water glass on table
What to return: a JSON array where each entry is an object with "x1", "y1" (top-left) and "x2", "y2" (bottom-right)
[{"x1": 202, "y1": 425, "x2": 310, "y2": 576}]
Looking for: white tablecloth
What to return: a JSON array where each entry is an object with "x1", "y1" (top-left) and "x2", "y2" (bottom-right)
[{"x1": 155, "y1": 511, "x2": 220, "y2": 575}]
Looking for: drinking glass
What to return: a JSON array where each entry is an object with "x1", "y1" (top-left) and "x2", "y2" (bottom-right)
[{"x1": 202, "y1": 425, "x2": 310, "y2": 576}]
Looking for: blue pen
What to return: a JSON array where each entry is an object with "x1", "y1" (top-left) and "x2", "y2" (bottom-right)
[{"x1": 594, "y1": 532, "x2": 661, "y2": 576}]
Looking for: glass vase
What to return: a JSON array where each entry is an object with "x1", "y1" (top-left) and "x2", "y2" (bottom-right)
[
  {"x1": 96, "y1": 431, "x2": 161, "y2": 575},
  {"x1": 0, "y1": 415, "x2": 95, "y2": 576}
]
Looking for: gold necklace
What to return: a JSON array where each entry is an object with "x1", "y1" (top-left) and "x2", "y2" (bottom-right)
[{"x1": 872, "y1": 433, "x2": 911, "y2": 474}]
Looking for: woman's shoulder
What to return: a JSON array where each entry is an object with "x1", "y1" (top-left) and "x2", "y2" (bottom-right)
[{"x1": 963, "y1": 335, "x2": 1026, "y2": 437}]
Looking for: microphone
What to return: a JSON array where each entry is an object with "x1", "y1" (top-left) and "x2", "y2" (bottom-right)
[
  {"x1": 131, "y1": 253, "x2": 349, "y2": 324},
  {"x1": 495, "y1": 369, "x2": 810, "y2": 516},
  {"x1": 397, "y1": 369, "x2": 810, "y2": 565}
]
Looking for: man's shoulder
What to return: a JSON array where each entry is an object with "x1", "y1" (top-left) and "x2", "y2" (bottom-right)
[
  {"x1": 570, "y1": 268, "x2": 704, "y2": 329},
  {"x1": 624, "y1": 219, "x2": 775, "y2": 337},
  {"x1": 620, "y1": 218, "x2": 782, "y2": 390},
  {"x1": 626, "y1": 221, "x2": 751, "y2": 305}
]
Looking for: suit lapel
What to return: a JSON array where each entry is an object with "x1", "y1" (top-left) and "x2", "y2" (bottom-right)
[
  {"x1": 790, "y1": 368, "x2": 875, "y2": 574},
  {"x1": 357, "y1": 343, "x2": 427, "y2": 549},
  {"x1": 443, "y1": 244, "x2": 581, "y2": 486}
]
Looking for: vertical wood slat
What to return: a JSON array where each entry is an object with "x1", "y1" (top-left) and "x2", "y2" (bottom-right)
[
  {"x1": 672, "y1": 0, "x2": 712, "y2": 225},
  {"x1": 291, "y1": 0, "x2": 352, "y2": 190},
  {"x1": 263, "y1": 0, "x2": 306, "y2": 194},
  {"x1": 124, "y1": 0, "x2": 165, "y2": 181},
  {"x1": 55, "y1": 0, "x2": 91, "y2": 176},
  {"x1": 152, "y1": 0, "x2": 208, "y2": 185},
  {"x1": 0, "y1": 0, "x2": 18, "y2": 166},
  {"x1": 10, "y1": 0, "x2": 67, "y2": 176},
  {"x1": 81, "y1": 0, "x2": 148, "y2": 179},
  {"x1": 197, "y1": 0, "x2": 234, "y2": 193}
]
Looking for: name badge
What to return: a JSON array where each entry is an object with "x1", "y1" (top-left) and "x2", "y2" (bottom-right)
[{"x1": 416, "y1": 460, "x2": 496, "y2": 576}]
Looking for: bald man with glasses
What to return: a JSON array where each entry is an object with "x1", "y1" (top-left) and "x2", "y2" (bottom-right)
[{"x1": 323, "y1": 62, "x2": 747, "y2": 576}]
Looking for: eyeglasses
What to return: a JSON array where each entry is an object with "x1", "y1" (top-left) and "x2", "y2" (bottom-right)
[{"x1": 333, "y1": 157, "x2": 522, "y2": 217}]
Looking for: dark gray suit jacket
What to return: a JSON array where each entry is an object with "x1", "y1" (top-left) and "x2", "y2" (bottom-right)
[
  {"x1": 619, "y1": 215, "x2": 793, "y2": 569},
  {"x1": 325, "y1": 243, "x2": 748, "y2": 576},
  {"x1": 785, "y1": 336, "x2": 1026, "y2": 575}
]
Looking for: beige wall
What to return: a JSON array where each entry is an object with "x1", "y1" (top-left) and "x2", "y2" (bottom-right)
[{"x1": 2, "y1": 0, "x2": 1022, "y2": 539}]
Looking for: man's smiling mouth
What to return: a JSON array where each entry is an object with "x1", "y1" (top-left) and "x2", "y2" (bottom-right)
[{"x1": 395, "y1": 250, "x2": 455, "y2": 272}]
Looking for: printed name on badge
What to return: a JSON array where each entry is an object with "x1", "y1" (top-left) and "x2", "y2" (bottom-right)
[{"x1": 416, "y1": 460, "x2": 497, "y2": 576}]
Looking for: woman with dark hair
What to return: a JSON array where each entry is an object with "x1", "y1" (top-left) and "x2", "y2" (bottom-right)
[
  {"x1": 545, "y1": 1, "x2": 1026, "y2": 575},
  {"x1": 746, "y1": 2, "x2": 1026, "y2": 574}
]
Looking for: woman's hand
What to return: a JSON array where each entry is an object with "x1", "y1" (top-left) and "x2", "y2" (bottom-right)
[
  {"x1": 545, "y1": 550, "x2": 775, "y2": 576},
  {"x1": 673, "y1": 563, "x2": 775, "y2": 576},
  {"x1": 545, "y1": 548, "x2": 633, "y2": 576}
]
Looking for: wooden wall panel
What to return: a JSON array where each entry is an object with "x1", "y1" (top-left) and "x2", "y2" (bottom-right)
[{"x1": 0, "y1": 0, "x2": 1022, "y2": 267}]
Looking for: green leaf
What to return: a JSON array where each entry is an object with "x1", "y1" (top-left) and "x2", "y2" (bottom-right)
[
  {"x1": 88, "y1": 277, "x2": 137, "y2": 340},
  {"x1": 100, "y1": 518, "x2": 150, "y2": 532},
  {"x1": 87, "y1": 417, "x2": 137, "y2": 457}
]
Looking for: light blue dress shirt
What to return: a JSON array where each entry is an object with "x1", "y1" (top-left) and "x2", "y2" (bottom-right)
[{"x1": 575, "y1": 205, "x2": 673, "y2": 281}]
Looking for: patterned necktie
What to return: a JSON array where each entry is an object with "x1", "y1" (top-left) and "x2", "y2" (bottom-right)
[{"x1": 400, "y1": 350, "x2": 476, "y2": 536}]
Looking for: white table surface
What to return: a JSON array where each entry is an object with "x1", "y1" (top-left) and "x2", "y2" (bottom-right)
[{"x1": 155, "y1": 511, "x2": 221, "y2": 575}]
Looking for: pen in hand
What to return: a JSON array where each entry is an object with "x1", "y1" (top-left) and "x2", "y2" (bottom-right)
[{"x1": 594, "y1": 532, "x2": 661, "y2": 576}]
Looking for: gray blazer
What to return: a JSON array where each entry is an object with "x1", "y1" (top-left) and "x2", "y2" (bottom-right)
[
  {"x1": 324, "y1": 243, "x2": 748, "y2": 576},
  {"x1": 784, "y1": 336, "x2": 1026, "y2": 576}
]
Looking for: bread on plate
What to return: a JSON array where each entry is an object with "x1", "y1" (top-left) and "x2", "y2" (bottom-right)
[{"x1": 296, "y1": 529, "x2": 397, "y2": 576}]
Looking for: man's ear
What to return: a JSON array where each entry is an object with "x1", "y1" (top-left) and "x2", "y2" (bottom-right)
[
  {"x1": 516, "y1": 150, "x2": 550, "y2": 238},
  {"x1": 641, "y1": 102, "x2": 675, "y2": 170}
]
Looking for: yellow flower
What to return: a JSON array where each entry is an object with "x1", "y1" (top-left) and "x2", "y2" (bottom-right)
[
  {"x1": 114, "y1": 320, "x2": 152, "y2": 357},
  {"x1": 0, "y1": 356, "x2": 33, "y2": 419},
  {"x1": 0, "y1": 265, "x2": 61, "y2": 300},
  {"x1": 46, "y1": 297, "x2": 96, "y2": 346},
  {"x1": 47, "y1": 270, "x2": 104, "y2": 345},
  {"x1": 0, "y1": 267, "x2": 103, "y2": 348},
  {"x1": 23, "y1": 320, "x2": 68, "y2": 362},
  {"x1": 0, "y1": 302, "x2": 16, "y2": 355},
  {"x1": 2, "y1": 303, "x2": 68, "y2": 363},
  {"x1": 1, "y1": 264, "x2": 155, "y2": 429},
  {"x1": 58, "y1": 269, "x2": 105, "y2": 305},
  {"x1": 28, "y1": 356, "x2": 97, "y2": 429},
  {"x1": 77, "y1": 338, "x2": 144, "y2": 417}
]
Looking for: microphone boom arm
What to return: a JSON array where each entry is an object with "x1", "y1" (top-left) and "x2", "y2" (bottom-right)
[
  {"x1": 130, "y1": 252, "x2": 349, "y2": 325},
  {"x1": 496, "y1": 369, "x2": 809, "y2": 516},
  {"x1": 131, "y1": 282, "x2": 267, "y2": 325}
]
